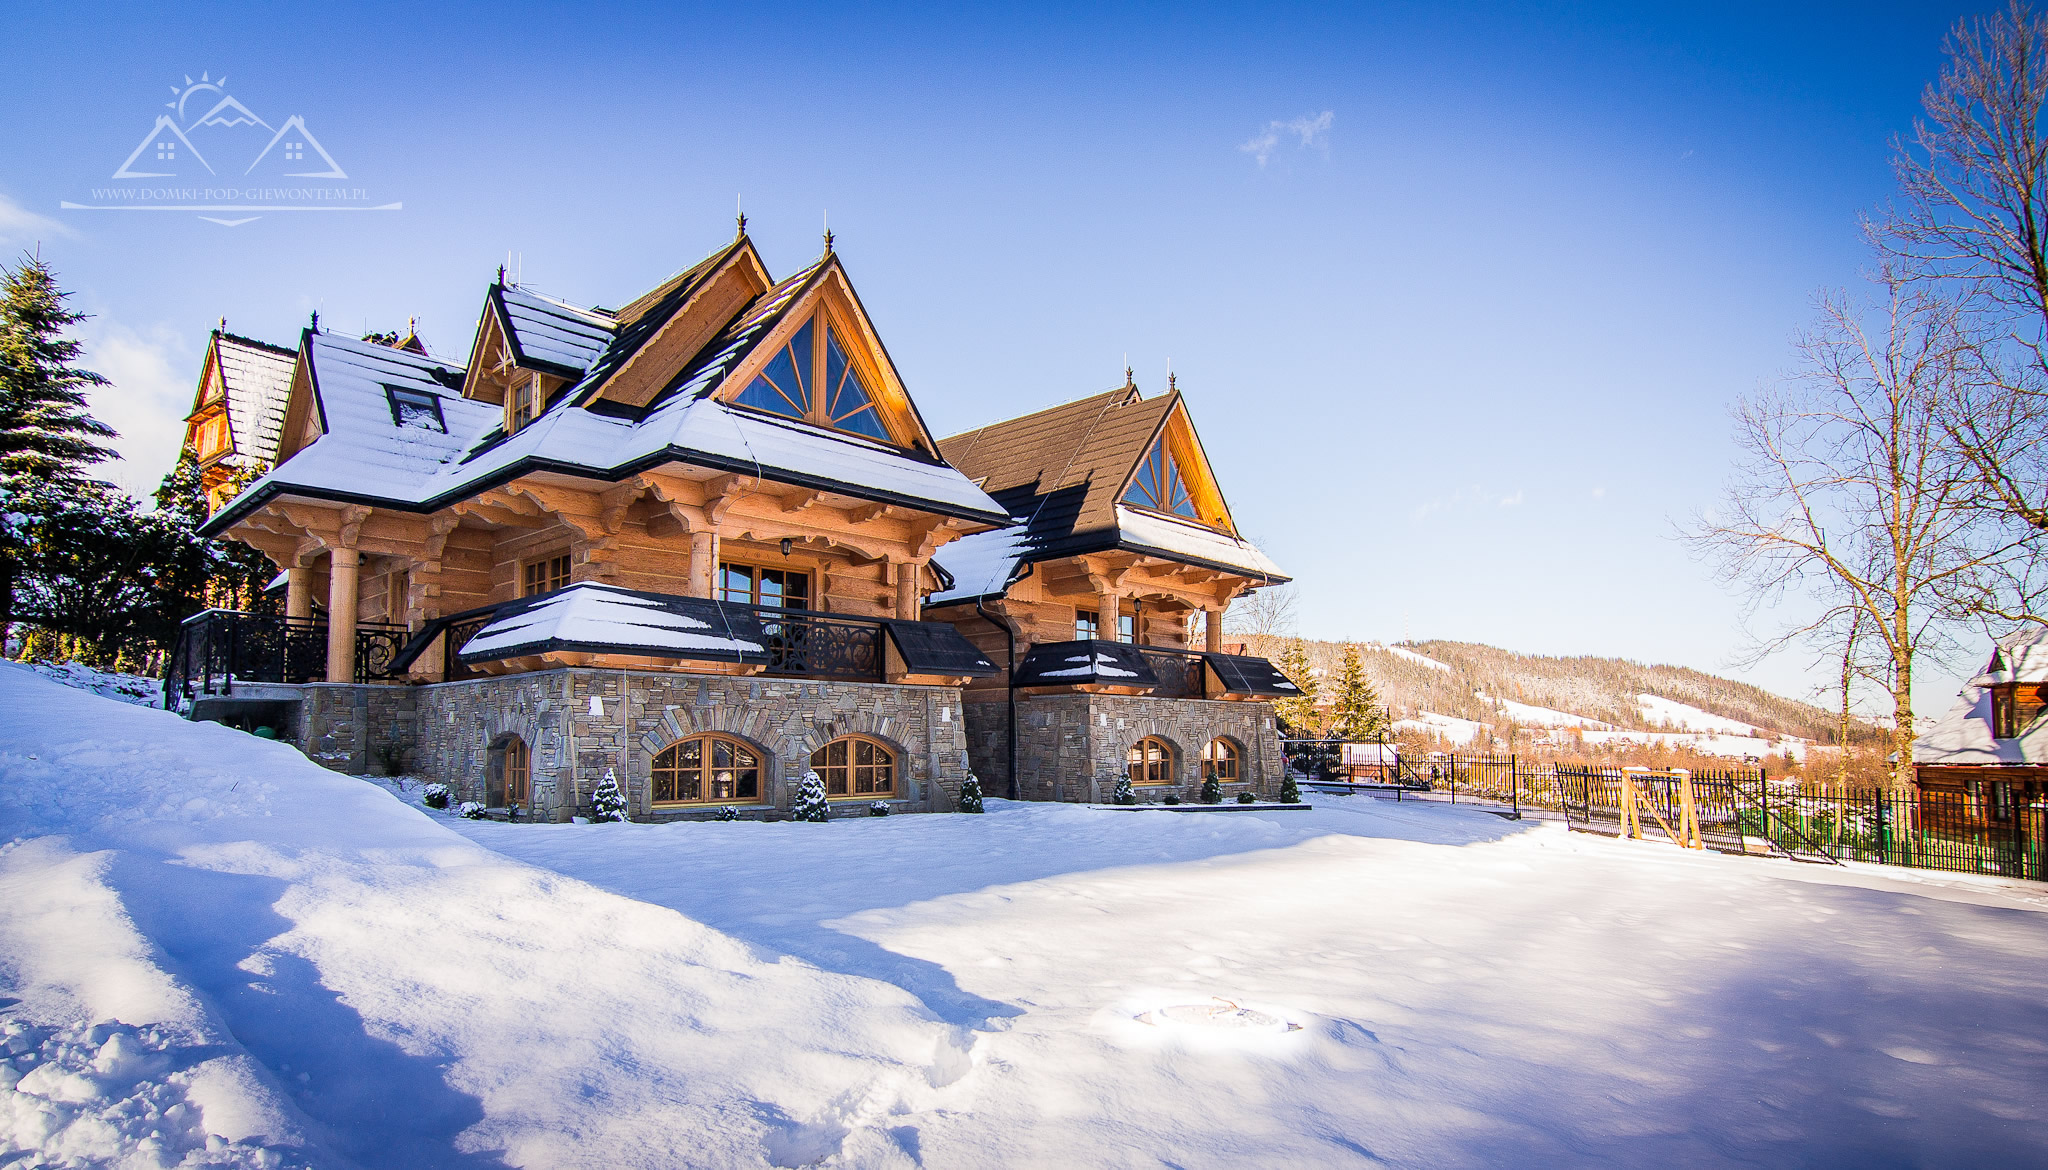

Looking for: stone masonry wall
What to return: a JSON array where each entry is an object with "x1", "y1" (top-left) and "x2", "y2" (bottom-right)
[
  {"x1": 966, "y1": 693, "x2": 1283, "y2": 804},
  {"x1": 406, "y1": 669, "x2": 973, "y2": 822},
  {"x1": 295, "y1": 683, "x2": 418, "y2": 776}
]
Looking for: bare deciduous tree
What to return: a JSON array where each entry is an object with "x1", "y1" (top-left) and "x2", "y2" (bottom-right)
[
  {"x1": 1688, "y1": 277, "x2": 2033, "y2": 786},
  {"x1": 1878, "y1": 1, "x2": 2048, "y2": 550},
  {"x1": 1225, "y1": 582, "x2": 1297, "y2": 659}
]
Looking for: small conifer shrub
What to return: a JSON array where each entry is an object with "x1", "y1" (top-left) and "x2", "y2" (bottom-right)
[
  {"x1": 715, "y1": 805, "x2": 740, "y2": 821},
  {"x1": 1113, "y1": 776, "x2": 1136, "y2": 805},
  {"x1": 793, "y1": 772, "x2": 831, "y2": 822},
  {"x1": 1236, "y1": 791, "x2": 1257, "y2": 804},
  {"x1": 422, "y1": 782, "x2": 451, "y2": 810},
  {"x1": 1201, "y1": 771, "x2": 1223, "y2": 804},
  {"x1": 591, "y1": 768, "x2": 628, "y2": 823},
  {"x1": 1164, "y1": 792, "x2": 1181, "y2": 805},
  {"x1": 869, "y1": 801, "x2": 891, "y2": 817},
  {"x1": 957, "y1": 773, "x2": 985, "y2": 813},
  {"x1": 1280, "y1": 773, "x2": 1302, "y2": 804},
  {"x1": 458, "y1": 801, "x2": 485, "y2": 819}
]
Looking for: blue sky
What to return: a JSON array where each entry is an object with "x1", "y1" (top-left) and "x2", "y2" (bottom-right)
[{"x1": 0, "y1": 1, "x2": 1995, "y2": 712}]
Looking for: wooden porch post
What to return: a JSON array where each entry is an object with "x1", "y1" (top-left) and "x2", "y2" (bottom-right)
[
  {"x1": 1205, "y1": 606, "x2": 1225, "y2": 652},
  {"x1": 688, "y1": 531, "x2": 715, "y2": 598},
  {"x1": 895, "y1": 560, "x2": 921, "y2": 621},
  {"x1": 1096, "y1": 584, "x2": 1123, "y2": 642},
  {"x1": 286, "y1": 566, "x2": 313, "y2": 620},
  {"x1": 326, "y1": 548, "x2": 360, "y2": 683}
]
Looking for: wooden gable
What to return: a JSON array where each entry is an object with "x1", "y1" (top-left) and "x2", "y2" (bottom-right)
[
  {"x1": 1116, "y1": 396, "x2": 1238, "y2": 537},
  {"x1": 272, "y1": 334, "x2": 322, "y2": 465},
  {"x1": 591, "y1": 241, "x2": 773, "y2": 410},
  {"x1": 459, "y1": 292, "x2": 519, "y2": 407},
  {"x1": 710, "y1": 259, "x2": 939, "y2": 455}
]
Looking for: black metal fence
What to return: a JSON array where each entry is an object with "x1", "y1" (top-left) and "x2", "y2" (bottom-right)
[
  {"x1": 165, "y1": 610, "x2": 409, "y2": 707},
  {"x1": 1280, "y1": 743, "x2": 2046, "y2": 883}
]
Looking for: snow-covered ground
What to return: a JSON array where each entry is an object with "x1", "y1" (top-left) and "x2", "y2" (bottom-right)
[
  {"x1": 1478, "y1": 692, "x2": 1613, "y2": 730},
  {"x1": 1637, "y1": 692, "x2": 1757, "y2": 736},
  {"x1": 6, "y1": 662, "x2": 2048, "y2": 1167},
  {"x1": 1392, "y1": 710, "x2": 1488, "y2": 746},
  {"x1": 1377, "y1": 644, "x2": 1453, "y2": 673}
]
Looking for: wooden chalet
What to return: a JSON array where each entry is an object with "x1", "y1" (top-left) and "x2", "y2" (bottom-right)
[
  {"x1": 180, "y1": 327, "x2": 298, "y2": 512},
  {"x1": 1914, "y1": 627, "x2": 2048, "y2": 827},
  {"x1": 183, "y1": 228, "x2": 1011, "y2": 820},
  {"x1": 925, "y1": 376, "x2": 1298, "y2": 802}
]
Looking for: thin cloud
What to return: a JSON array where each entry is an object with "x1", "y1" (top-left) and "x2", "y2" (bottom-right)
[
  {"x1": 0, "y1": 191, "x2": 71, "y2": 249},
  {"x1": 1499, "y1": 490, "x2": 1524, "y2": 507},
  {"x1": 1240, "y1": 110, "x2": 1333, "y2": 167}
]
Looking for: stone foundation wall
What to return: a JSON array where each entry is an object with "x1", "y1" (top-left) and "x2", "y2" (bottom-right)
[
  {"x1": 964, "y1": 693, "x2": 1283, "y2": 804},
  {"x1": 403, "y1": 670, "x2": 971, "y2": 822},
  {"x1": 295, "y1": 684, "x2": 418, "y2": 776}
]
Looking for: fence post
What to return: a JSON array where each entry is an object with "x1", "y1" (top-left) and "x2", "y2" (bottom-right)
[{"x1": 1511, "y1": 753, "x2": 1520, "y2": 819}]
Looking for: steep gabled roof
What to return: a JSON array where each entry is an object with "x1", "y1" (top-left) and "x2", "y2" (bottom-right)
[
  {"x1": 191, "y1": 331, "x2": 297, "y2": 466},
  {"x1": 493, "y1": 285, "x2": 614, "y2": 379},
  {"x1": 929, "y1": 385, "x2": 1285, "y2": 603},
  {"x1": 202, "y1": 241, "x2": 1009, "y2": 535},
  {"x1": 1916, "y1": 628, "x2": 2048, "y2": 766}
]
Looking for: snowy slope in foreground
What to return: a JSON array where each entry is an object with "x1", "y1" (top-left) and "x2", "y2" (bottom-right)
[
  {"x1": 10, "y1": 664, "x2": 2048, "y2": 1167},
  {"x1": 0, "y1": 663, "x2": 964, "y2": 1169}
]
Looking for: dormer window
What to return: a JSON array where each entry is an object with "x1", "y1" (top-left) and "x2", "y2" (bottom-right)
[
  {"x1": 1993, "y1": 688, "x2": 2017, "y2": 738},
  {"x1": 733, "y1": 316, "x2": 892, "y2": 443},
  {"x1": 507, "y1": 373, "x2": 542, "y2": 433}
]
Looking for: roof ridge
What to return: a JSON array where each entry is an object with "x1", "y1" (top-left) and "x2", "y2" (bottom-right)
[{"x1": 216, "y1": 331, "x2": 298, "y2": 358}]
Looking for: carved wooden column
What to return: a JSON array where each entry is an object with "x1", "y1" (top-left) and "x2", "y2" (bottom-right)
[
  {"x1": 326, "y1": 548, "x2": 360, "y2": 683},
  {"x1": 1096, "y1": 583, "x2": 1123, "y2": 642},
  {"x1": 895, "y1": 560, "x2": 922, "y2": 621},
  {"x1": 689, "y1": 531, "x2": 716, "y2": 597},
  {"x1": 1206, "y1": 606, "x2": 1225, "y2": 652},
  {"x1": 286, "y1": 566, "x2": 313, "y2": 620}
]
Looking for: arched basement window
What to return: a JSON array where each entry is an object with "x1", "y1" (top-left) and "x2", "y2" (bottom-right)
[
  {"x1": 812, "y1": 736, "x2": 895, "y2": 798},
  {"x1": 652, "y1": 734, "x2": 762, "y2": 805},
  {"x1": 1123, "y1": 434, "x2": 1200, "y2": 520},
  {"x1": 733, "y1": 315, "x2": 893, "y2": 443},
  {"x1": 488, "y1": 735, "x2": 530, "y2": 807},
  {"x1": 1128, "y1": 737, "x2": 1174, "y2": 787},
  {"x1": 1203, "y1": 738, "x2": 1240, "y2": 783}
]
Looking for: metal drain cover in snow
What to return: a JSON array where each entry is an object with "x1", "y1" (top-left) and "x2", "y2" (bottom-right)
[{"x1": 1138, "y1": 998, "x2": 1299, "y2": 1033}]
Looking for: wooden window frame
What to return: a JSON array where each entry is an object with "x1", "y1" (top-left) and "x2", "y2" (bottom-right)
[
  {"x1": 523, "y1": 552, "x2": 571, "y2": 596},
  {"x1": 718, "y1": 560, "x2": 811, "y2": 610},
  {"x1": 1128, "y1": 736, "x2": 1174, "y2": 787},
  {"x1": 651, "y1": 734, "x2": 764, "y2": 806},
  {"x1": 727, "y1": 300, "x2": 906, "y2": 447},
  {"x1": 1202, "y1": 737, "x2": 1240, "y2": 783},
  {"x1": 811, "y1": 735, "x2": 896, "y2": 799},
  {"x1": 1076, "y1": 608, "x2": 1134, "y2": 643},
  {"x1": 506, "y1": 373, "x2": 543, "y2": 433},
  {"x1": 489, "y1": 735, "x2": 530, "y2": 808}
]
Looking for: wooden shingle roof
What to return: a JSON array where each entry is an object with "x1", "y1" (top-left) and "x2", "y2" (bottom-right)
[{"x1": 938, "y1": 384, "x2": 1170, "y2": 538}]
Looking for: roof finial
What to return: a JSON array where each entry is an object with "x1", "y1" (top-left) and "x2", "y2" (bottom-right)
[
  {"x1": 737, "y1": 193, "x2": 747, "y2": 238},
  {"x1": 496, "y1": 263, "x2": 505, "y2": 285},
  {"x1": 309, "y1": 310, "x2": 319, "y2": 333},
  {"x1": 217, "y1": 316, "x2": 226, "y2": 333},
  {"x1": 823, "y1": 209, "x2": 833, "y2": 255},
  {"x1": 1168, "y1": 369, "x2": 1177, "y2": 391},
  {"x1": 1123, "y1": 359, "x2": 1134, "y2": 388}
]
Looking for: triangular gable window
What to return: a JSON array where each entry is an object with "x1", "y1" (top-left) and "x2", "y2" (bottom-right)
[
  {"x1": 1124, "y1": 435, "x2": 1200, "y2": 520},
  {"x1": 733, "y1": 315, "x2": 893, "y2": 443}
]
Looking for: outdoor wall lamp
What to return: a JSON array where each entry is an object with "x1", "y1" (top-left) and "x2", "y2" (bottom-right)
[{"x1": 780, "y1": 538, "x2": 793, "y2": 557}]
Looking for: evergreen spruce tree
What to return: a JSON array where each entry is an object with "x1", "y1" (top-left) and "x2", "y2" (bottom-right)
[
  {"x1": 590, "y1": 768, "x2": 627, "y2": 822},
  {"x1": 0, "y1": 255, "x2": 118, "y2": 646},
  {"x1": 1280, "y1": 772, "x2": 1302, "y2": 803},
  {"x1": 1113, "y1": 775, "x2": 1135, "y2": 805},
  {"x1": 1331, "y1": 643, "x2": 1388, "y2": 740},
  {"x1": 956, "y1": 773, "x2": 984, "y2": 813},
  {"x1": 1200, "y1": 769, "x2": 1222, "y2": 804},
  {"x1": 792, "y1": 771, "x2": 831, "y2": 821},
  {"x1": 1273, "y1": 639, "x2": 1321, "y2": 733}
]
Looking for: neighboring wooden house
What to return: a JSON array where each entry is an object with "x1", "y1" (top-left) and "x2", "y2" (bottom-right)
[
  {"x1": 181, "y1": 328, "x2": 298, "y2": 512},
  {"x1": 1914, "y1": 627, "x2": 2048, "y2": 825},
  {"x1": 924, "y1": 375, "x2": 1297, "y2": 803},
  {"x1": 184, "y1": 229, "x2": 1010, "y2": 820}
]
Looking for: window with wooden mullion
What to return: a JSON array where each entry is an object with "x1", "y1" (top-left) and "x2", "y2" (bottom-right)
[
  {"x1": 718, "y1": 562, "x2": 809, "y2": 611},
  {"x1": 733, "y1": 311, "x2": 893, "y2": 444},
  {"x1": 523, "y1": 552, "x2": 571, "y2": 596},
  {"x1": 812, "y1": 736, "x2": 895, "y2": 798}
]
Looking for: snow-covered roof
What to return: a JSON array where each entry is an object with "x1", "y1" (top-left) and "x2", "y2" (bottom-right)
[
  {"x1": 1972, "y1": 626, "x2": 2048, "y2": 686},
  {"x1": 927, "y1": 503, "x2": 1283, "y2": 607},
  {"x1": 208, "y1": 310, "x2": 1010, "y2": 534},
  {"x1": 212, "y1": 332, "x2": 296, "y2": 467},
  {"x1": 459, "y1": 583, "x2": 768, "y2": 664},
  {"x1": 497, "y1": 285, "x2": 614, "y2": 377},
  {"x1": 1913, "y1": 684, "x2": 2048, "y2": 766}
]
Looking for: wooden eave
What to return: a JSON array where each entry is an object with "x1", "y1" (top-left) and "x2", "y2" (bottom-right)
[{"x1": 592, "y1": 243, "x2": 773, "y2": 410}]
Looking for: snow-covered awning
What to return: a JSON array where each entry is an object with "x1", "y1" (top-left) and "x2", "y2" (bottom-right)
[{"x1": 457, "y1": 583, "x2": 768, "y2": 665}]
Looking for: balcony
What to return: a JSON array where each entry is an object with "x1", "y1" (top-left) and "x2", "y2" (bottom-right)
[
  {"x1": 166, "y1": 609, "x2": 408, "y2": 706},
  {"x1": 166, "y1": 583, "x2": 1000, "y2": 706},
  {"x1": 1011, "y1": 639, "x2": 1299, "y2": 701}
]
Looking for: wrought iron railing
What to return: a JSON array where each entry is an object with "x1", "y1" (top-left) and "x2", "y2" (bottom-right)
[
  {"x1": 1134, "y1": 647, "x2": 1207, "y2": 699},
  {"x1": 755, "y1": 607, "x2": 883, "y2": 681},
  {"x1": 440, "y1": 611, "x2": 497, "y2": 681},
  {"x1": 164, "y1": 610, "x2": 410, "y2": 707}
]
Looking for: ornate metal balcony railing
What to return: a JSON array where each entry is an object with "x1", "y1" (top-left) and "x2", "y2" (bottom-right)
[
  {"x1": 755, "y1": 607, "x2": 884, "y2": 681},
  {"x1": 165, "y1": 610, "x2": 411, "y2": 707},
  {"x1": 1135, "y1": 647, "x2": 1208, "y2": 699}
]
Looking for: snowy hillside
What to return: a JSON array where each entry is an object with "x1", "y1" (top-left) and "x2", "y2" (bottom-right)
[{"x1": 6, "y1": 663, "x2": 2048, "y2": 1167}]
